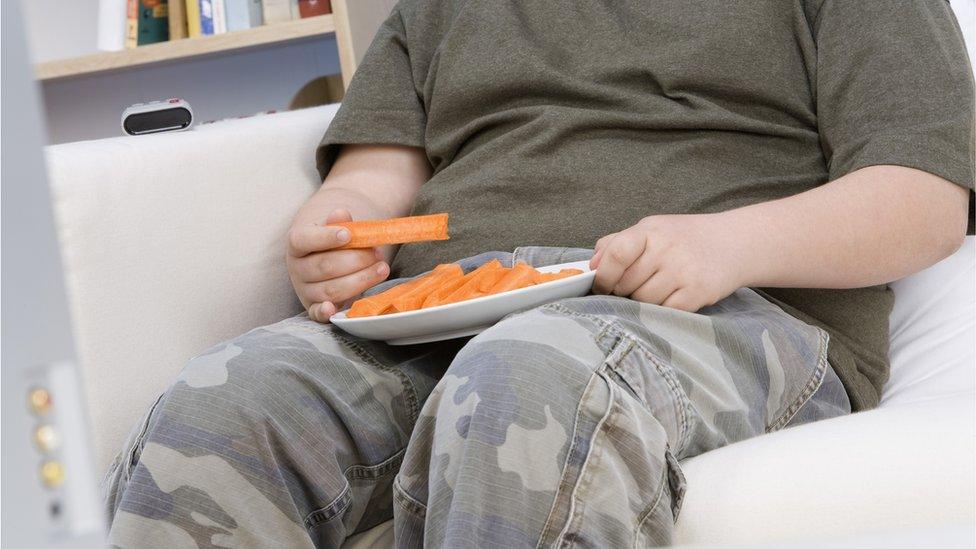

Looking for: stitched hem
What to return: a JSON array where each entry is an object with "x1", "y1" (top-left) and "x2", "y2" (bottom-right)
[
  {"x1": 304, "y1": 484, "x2": 352, "y2": 528},
  {"x1": 392, "y1": 476, "x2": 428, "y2": 520},
  {"x1": 344, "y1": 448, "x2": 406, "y2": 481},
  {"x1": 553, "y1": 369, "x2": 618, "y2": 548},
  {"x1": 536, "y1": 359, "x2": 613, "y2": 546},
  {"x1": 633, "y1": 454, "x2": 672, "y2": 546},
  {"x1": 766, "y1": 328, "x2": 830, "y2": 432}
]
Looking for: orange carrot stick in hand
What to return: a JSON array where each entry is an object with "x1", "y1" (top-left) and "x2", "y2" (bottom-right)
[{"x1": 331, "y1": 213, "x2": 449, "y2": 250}]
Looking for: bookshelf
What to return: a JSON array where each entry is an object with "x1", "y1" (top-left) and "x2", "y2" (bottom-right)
[{"x1": 35, "y1": 14, "x2": 336, "y2": 82}]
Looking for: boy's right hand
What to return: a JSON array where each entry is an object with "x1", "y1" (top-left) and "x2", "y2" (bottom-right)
[{"x1": 286, "y1": 209, "x2": 390, "y2": 323}]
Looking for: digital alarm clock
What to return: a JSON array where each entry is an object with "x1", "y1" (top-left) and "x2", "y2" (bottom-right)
[{"x1": 121, "y1": 98, "x2": 193, "y2": 136}]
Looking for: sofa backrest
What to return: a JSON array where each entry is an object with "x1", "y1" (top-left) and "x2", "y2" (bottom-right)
[{"x1": 46, "y1": 105, "x2": 340, "y2": 471}]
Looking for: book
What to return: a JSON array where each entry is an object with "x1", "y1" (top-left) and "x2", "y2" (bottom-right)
[
  {"x1": 186, "y1": 0, "x2": 202, "y2": 36},
  {"x1": 297, "y1": 0, "x2": 331, "y2": 18},
  {"x1": 125, "y1": 0, "x2": 138, "y2": 49},
  {"x1": 199, "y1": 0, "x2": 214, "y2": 34},
  {"x1": 126, "y1": 0, "x2": 170, "y2": 48},
  {"x1": 213, "y1": 0, "x2": 227, "y2": 34},
  {"x1": 226, "y1": 0, "x2": 263, "y2": 31},
  {"x1": 97, "y1": 0, "x2": 128, "y2": 51},
  {"x1": 169, "y1": 0, "x2": 188, "y2": 39},
  {"x1": 262, "y1": 0, "x2": 293, "y2": 24}
]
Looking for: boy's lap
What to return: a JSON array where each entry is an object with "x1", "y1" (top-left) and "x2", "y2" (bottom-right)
[{"x1": 474, "y1": 290, "x2": 847, "y2": 452}]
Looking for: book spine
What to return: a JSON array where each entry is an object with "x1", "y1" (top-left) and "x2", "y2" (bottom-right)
[
  {"x1": 98, "y1": 0, "x2": 128, "y2": 51},
  {"x1": 169, "y1": 0, "x2": 187, "y2": 39},
  {"x1": 137, "y1": 0, "x2": 170, "y2": 45},
  {"x1": 125, "y1": 0, "x2": 139, "y2": 49},
  {"x1": 212, "y1": 0, "x2": 227, "y2": 34},
  {"x1": 225, "y1": 0, "x2": 264, "y2": 31},
  {"x1": 249, "y1": 0, "x2": 264, "y2": 27},
  {"x1": 186, "y1": 0, "x2": 202, "y2": 37},
  {"x1": 262, "y1": 0, "x2": 291, "y2": 24},
  {"x1": 199, "y1": 0, "x2": 214, "y2": 35}
]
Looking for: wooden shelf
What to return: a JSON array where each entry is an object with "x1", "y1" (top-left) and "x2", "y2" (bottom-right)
[{"x1": 35, "y1": 14, "x2": 335, "y2": 82}]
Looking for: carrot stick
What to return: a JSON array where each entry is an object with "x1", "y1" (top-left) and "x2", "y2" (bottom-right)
[
  {"x1": 489, "y1": 263, "x2": 537, "y2": 294},
  {"x1": 422, "y1": 270, "x2": 475, "y2": 308},
  {"x1": 536, "y1": 269, "x2": 583, "y2": 283},
  {"x1": 477, "y1": 267, "x2": 509, "y2": 293},
  {"x1": 331, "y1": 213, "x2": 449, "y2": 250},
  {"x1": 390, "y1": 264, "x2": 463, "y2": 312},
  {"x1": 439, "y1": 260, "x2": 504, "y2": 305},
  {"x1": 346, "y1": 274, "x2": 429, "y2": 318}
]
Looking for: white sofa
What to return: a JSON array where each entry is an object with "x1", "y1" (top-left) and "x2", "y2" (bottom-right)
[{"x1": 46, "y1": 105, "x2": 975, "y2": 547}]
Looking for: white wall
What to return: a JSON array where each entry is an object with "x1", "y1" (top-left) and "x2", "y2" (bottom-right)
[
  {"x1": 23, "y1": 0, "x2": 101, "y2": 63},
  {"x1": 23, "y1": 0, "x2": 341, "y2": 144}
]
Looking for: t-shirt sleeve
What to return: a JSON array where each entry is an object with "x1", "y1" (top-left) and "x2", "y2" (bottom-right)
[
  {"x1": 813, "y1": 0, "x2": 975, "y2": 232},
  {"x1": 315, "y1": 6, "x2": 426, "y2": 181}
]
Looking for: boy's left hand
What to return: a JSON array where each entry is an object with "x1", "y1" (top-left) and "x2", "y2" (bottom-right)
[{"x1": 591, "y1": 213, "x2": 747, "y2": 312}]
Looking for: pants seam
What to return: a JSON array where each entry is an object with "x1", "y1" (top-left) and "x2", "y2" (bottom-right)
[
  {"x1": 633, "y1": 452, "x2": 672, "y2": 547},
  {"x1": 343, "y1": 447, "x2": 406, "y2": 481},
  {"x1": 766, "y1": 328, "x2": 830, "y2": 432},
  {"x1": 543, "y1": 302, "x2": 693, "y2": 454},
  {"x1": 536, "y1": 366, "x2": 607, "y2": 547},
  {"x1": 304, "y1": 483, "x2": 352, "y2": 528},
  {"x1": 329, "y1": 329, "x2": 423, "y2": 426},
  {"x1": 553, "y1": 369, "x2": 617, "y2": 548},
  {"x1": 392, "y1": 475, "x2": 428, "y2": 519}
]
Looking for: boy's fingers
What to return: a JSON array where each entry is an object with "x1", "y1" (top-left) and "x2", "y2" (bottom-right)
[
  {"x1": 612, "y1": 251, "x2": 659, "y2": 297},
  {"x1": 308, "y1": 302, "x2": 336, "y2": 323},
  {"x1": 288, "y1": 224, "x2": 351, "y2": 256},
  {"x1": 661, "y1": 289, "x2": 699, "y2": 312},
  {"x1": 590, "y1": 233, "x2": 616, "y2": 269},
  {"x1": 305, "y1": 261, "x2": 390, "y2": 305},
  {"x1": 631, "y1": 273, "x2": 679, "y2": 306},
  {"x1": 592, "y1": 233, "x2": 645, "y2": 294},
  {"x1": 294, "y1": 248, "x2": 379, "y2": 282},
  {"x1": 325, "y1": 208, "x2": 352, "y2": 224}
]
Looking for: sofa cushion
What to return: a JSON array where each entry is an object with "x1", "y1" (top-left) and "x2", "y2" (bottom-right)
[
  {"x1": 673, "y1": 393, "x2": 975, "y2": 544},
  {"x1": 47, "y1": 105, "x2": 339, "y2": 471},
  {"x1": 882, "y1": 237, "x2": 975, "y2": 406}
]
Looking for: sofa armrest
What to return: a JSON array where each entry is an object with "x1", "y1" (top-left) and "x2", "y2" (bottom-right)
[{"x1": 46, "y1": 105, "x2": 339, "y2": 471}]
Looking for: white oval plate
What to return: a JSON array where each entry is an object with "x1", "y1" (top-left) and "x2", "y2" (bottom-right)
[{"x1": 331, "y1": 260, "x2": 595, "y2": 345}]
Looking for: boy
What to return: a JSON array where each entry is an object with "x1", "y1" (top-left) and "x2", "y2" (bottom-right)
[{"x1": 105, "y1": 1, "x2": 973, "y2": 547}]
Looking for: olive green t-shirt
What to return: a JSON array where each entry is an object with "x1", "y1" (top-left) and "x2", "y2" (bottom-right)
[{"x1": 317, "y1": 0, "x2": 975, "y2": 411}]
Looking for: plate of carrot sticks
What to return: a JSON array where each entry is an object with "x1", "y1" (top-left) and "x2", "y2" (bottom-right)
[
  {"x1": 331, "y1": 259, "x2": 593, "y2": 345},
  {"x1": 323, "y1": 212, "x2": 592, "y2": 344}
]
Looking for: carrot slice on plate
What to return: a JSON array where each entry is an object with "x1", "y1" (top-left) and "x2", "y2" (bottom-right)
[
  {"x1": 489, "y1": 262, "x2": 537, "y2": 293},
  {"x1": 331, "y1": 213, "x2": 449, "y2": 250},
  {"x1": 422, "y1": 269, "x2": 476, "y2": 308},
  {"x1": 390, "y1": 264, "x2": 463, "y2": 313},
  {"x1": 346, "y1": 273, "x2": 430, "y2": 318},
  {"x1": 536, "y1": 268, "x2": 583, "y2": 283},
  {"x1": 439, "y1": 259, "x2": 504, "y2": 305}
]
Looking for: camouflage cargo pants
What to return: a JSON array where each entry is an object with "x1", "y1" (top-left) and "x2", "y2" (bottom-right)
[{"x1": 103, "y1": 247, "x2": 850, "y2": 548}]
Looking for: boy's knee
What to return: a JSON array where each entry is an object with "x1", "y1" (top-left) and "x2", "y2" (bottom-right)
[{"x1": 452, "y1": 305, "x2": 609, "y2": 381}]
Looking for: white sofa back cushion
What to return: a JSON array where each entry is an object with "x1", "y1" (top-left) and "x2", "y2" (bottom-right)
[
  {"x1": 47, "y1": 105, "x2": 338, "y2": 471},
  {"x1": 883, "y1": 237, "x2": 975, "y2": 406}
]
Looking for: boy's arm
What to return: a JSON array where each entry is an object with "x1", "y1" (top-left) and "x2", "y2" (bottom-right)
[
  {"x1": 592, "y1": 165, "x2": 969, "y2": 312},
  {"x1": 287, "y1": 144, "x2": 430, "y2": 321}
]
